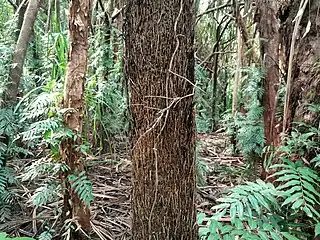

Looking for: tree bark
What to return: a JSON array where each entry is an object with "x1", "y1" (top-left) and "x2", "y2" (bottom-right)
[
  {"x1": 60, "y1": 0, "x2": 92, "y2": 231},
  {"x1": 7, "y1": 0, "x2": 39, "y2": 103},
  {"x1": 45, "y1": 0, "x2": 54, "y2": 32},
  {"x1": 16, "y1": 0, "x2": 28, "y2": 40},
  {"x1": 280, "y1": 0, "x2": 320, "y2": 129},
  {"x1": 124, "y1": 1, "x2": 197, "y2": 239},
  {"x1": 256, "y1": 0, "x2": 280, "y2": 147},
  {"x1": 232, "y1": 27, "x2": 241, "y2": 116}
]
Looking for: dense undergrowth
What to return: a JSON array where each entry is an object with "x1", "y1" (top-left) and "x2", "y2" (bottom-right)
[{"x1": 0, "y1": 0, "x2": 319, "y2": 240}]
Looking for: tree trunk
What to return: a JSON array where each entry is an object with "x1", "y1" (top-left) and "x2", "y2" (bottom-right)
[
  {"x1": 45, "y1": 0, "x2": 54, "y2": 32},
  {"x1": 280, "y1": 0, "x2": 320, "y2": 132},
  {"x1": 7, "y1": 0, "x2": 39, "y2": 103},
  {"x1": 54, "y1": 0, "x2": 60, "y2": 31},
  {"x1": 16, "y1": 0, "x2": 28, "y2": 40},
  {"x1": 60, "y1": 0, "x2": 92, "y2": 232},
  {"x1": 256, "y1": 0, "x2": 280, "y2": 146},
  {"x1": 232, "y1": 27, "x2": 241, "y2": 116},
  {"x1": 124, "y1": 1, "x2": 197, "y2": 239}
]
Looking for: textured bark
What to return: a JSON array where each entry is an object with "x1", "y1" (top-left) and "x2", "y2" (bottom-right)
[
  {"x1": 256, "y1": 0, "x2": 280, "y2": 147},
  {"x1": 60, "y1": 0, "x2": 92, "y2": 231},
  {"x1": 7, "y1": 0, "x2": 39, "y2": 103},
  {"x1": 280, "y1": 0, "x2": 320, "y2": 129},
  {"x1": 124, "y1": 1, "x2": 196, "y2": 239}
]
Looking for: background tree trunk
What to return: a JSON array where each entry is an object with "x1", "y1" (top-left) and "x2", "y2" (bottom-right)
[
  {"x1": 7, "y1": 0, "x2": 39, "y2": 103},
  {"x1": 257, "y1": 0, "x2": 280, "y2": 143},
  {"x1": 124, "y1": 1, "x2": 197, "y2": 239},
  {"x1": 16, "y1": 0, "x2": 28, "y2": 40},
  {"x1": 60, "y1": 0, "x2": 92, "y2": 231}
]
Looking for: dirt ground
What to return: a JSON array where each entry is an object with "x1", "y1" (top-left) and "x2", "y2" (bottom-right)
[{"x1": 1, "y1": 133, "x2": 245, "y2": 239}]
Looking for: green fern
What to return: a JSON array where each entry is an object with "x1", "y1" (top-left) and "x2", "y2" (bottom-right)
[
  {"x1": 31, "y1": 184, "x2": 60, "y2": 207},
  {"x1": 270, "y1": 159, "x2": 320, "y2": 220},
  {"x1": 68, "y1": 171, "x2": 94, "y2": 207},
  {"x1": 38, "y1": 229, "x2": 53, "y2": 240},
  {"x1": 0, "y1": 168, "x2": 16, "y2": 223},
  {"x1": 0, "y1": 232, "x2": 34, "y2": 240},
  {"x1": 198, "y1": 180, "x2": 307, "y2": 239}
]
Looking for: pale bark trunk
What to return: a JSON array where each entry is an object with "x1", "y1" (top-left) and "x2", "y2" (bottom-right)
[
  {"x1": 7, "y1": 0, "x2": 39, "y2": 103},
  {"x1": 60, "y1": 0, "x2": 92, "y2": 232},
  {"x1": 125, "y1": 1, "x2": 197, "y2": 239},
  {"x1": 45, "y1": 0, "x2": 54, "y2": 32},
  {"x1": 232, "y1": 28, "x2": 242, "y2": 116}
]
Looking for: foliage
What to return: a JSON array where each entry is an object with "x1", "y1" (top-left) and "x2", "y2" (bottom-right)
[
  {"x1": 199, "y1": 120, "x2": 320, "y2": 239},
  {"x1": 68, "y1": 171, "x2": 94, "y2": 207},
  {"x1": 195, "y1": 64, "x2": 213, "y2": 133},
  {"x1": 0, "y1": 233, "x2": 34, "y2": 240},
  {"x1": 223, "y1": 67, "x2": 265, "y2": 161}
]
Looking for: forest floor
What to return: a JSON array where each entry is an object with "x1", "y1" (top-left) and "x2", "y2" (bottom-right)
[{"x1": 1, "y1": 132, "x2": 246, "y2": 239}]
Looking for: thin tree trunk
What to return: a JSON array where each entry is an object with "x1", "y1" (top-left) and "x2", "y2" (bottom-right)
[
  {"x1": 232, "y1": 27, "x2": 241, "y2": 116},
  {"x1": 16, "y1": 0, "x2": 27, "y2": 40},
  {"x1": 7, "y1": 0, "x2": 39, "y2": 103},
  {"x1": 60, "y1": 0, "x2": 92, "y2": 232},
  {"x1": 125, "y1": 1, "x2": 197, "y2": 239},
  {"x1": 54, "y1": 0, "x2": 60, "y2": 31},
  {"x1": 45, "y1": 0, "x2": 54, "y2": 33},
  {"x1": 257, "y1": 0, "x2": 280, "y2": 147}
]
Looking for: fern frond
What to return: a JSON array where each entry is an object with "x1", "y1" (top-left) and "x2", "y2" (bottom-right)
[
  {"x1": 68, "y1": 171, "x2": 94, "y2": 207},
  {"x1": 31, "y1": 184, "x2": 60, "y2": 207},
  {"x1": 271, "y1": 159, "x2": 320, "y2": 220}
]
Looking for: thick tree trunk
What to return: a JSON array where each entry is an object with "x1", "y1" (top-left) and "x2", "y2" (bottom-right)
[
  {"x1": 124, "y1": 1, "x2": 197, "y2": 239},
  {"x1": 280, "y1": 0, "x2": 320, "y2": 131},
  {"x1": 60, "y1": 0, "x2": 92, "y2": 232},
  {"x1": 256, "y1": 0, "x2": 280, "y2": 146},
  {"x1": 7, "y1": 0, "x2": 39, "y2": 103}
]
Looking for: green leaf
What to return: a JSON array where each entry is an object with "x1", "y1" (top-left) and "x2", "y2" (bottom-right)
[
  {"x1": 257, "y1": 231, "x2": 269, "y2": 240},
  {"x1": 276, "y1": 174, "x2": 300, "y2": 182},
  {"x1": 270, "y1": 231, "x2": 282, "y2": 240},
  {"x1": 302, "y1": 180, "x2": 320, "y2": 199},
  {"x1": 292, "y1": 199, "x2": 305, "y2": 210},
  {"x1": 262, "y1": 222, "x2": 273, "y2": 231},
  {"x1": 209, "y1": 220, "x2": 218, "y2": 233},
  {"x1": 248, "y1": 218, "x2": 257, "y2": 230},
  {"x1": 234, "y1": 218, "x2": 244, "y2": 230},
  {"x1": 278, "y1": 180, "x2": 300, "y2": 190},
  {"x1": 236, "y1": 200, "x2": 244, "y2": 220},
  {"x1": 315, "y1": 222, "x2": 320, "y2": 236},
  {"x1": 283, "y1": 186, "x2": 301, "y2": 196},
  {"x1": 230, "y1": 203, "x2": 237, "y2": 221},
  {"x1": 303, "y1": 206, "x2": 313, "y2": 218},
  {"x1": 281, "y1": 232, "x2": 300, "y2": 240},
  {"x1": 282, "y1": 192, "x2": 303, "y2": 206},
  {"x1": 221, "y1": 225, "x2": 234, "y2": 234},
  {"x1": 197, "y1": 212, "x2": 206, "y2": 224},
  {"x1": 199, "y1": 227, "x2": 210, "y2": 236},
  {"x1": 211, "y1": 203, "x2": 230, "y2": 210},
  {"x1": 248, "y1": 195, "x2": 261, "y2": 215}
]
